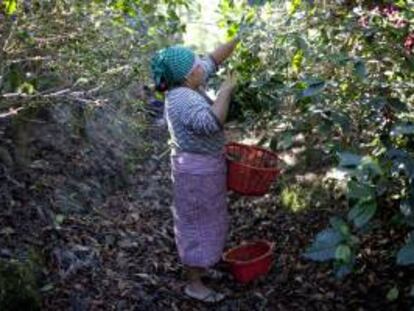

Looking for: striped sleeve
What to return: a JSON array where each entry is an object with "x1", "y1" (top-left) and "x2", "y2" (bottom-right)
[
  {"x1": 178, "y1": 89, "x2": 222, "y2": 136},
  {"x1": 201, "y1": 55, "x2": 218, "y2": 83}
]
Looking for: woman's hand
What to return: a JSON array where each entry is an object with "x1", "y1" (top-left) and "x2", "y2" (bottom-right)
[{"x1": 219, "y1": 72, "x2": 237, "y2": 94}]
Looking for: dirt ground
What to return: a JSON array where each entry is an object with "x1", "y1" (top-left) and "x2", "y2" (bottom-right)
[{"x1": 3, "y1": 125, "x2": 414, "y2": 310}]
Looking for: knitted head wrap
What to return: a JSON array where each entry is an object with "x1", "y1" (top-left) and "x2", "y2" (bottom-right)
[{"x1": 150, "y1": 45, "x2": 196, "y2": 91}]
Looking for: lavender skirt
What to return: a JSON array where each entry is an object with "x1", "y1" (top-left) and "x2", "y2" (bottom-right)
[{"x1": 171, "y1": 151, "x2": 229, "y2": 268}]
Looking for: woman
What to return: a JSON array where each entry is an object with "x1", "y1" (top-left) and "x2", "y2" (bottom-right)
[{"x1": 151, "y1": 38, "x2": 238, "y2": 302}]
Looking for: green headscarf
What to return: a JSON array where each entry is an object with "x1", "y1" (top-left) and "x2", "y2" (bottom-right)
[{"x1": 150, "y1": 45, "x2": 195, "y2": 90}]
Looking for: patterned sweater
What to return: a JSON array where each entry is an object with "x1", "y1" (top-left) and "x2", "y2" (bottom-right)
[{"x1": 165, "y1": 56, "x2": 225, "y2": 155}]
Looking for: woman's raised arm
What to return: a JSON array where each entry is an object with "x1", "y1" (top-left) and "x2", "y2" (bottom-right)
[{"x1": 209, "y1": 38, "x2": 239, "y2": 66}]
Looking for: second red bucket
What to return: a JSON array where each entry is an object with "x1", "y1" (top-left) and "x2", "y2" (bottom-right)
[{"x1": 223, "y1": 240, "x2": 274, "y2": 283}]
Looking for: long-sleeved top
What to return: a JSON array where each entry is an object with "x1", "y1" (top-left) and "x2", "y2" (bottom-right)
[{"x1": 165, "y1": 56, "x2": 225, "y2": 155}]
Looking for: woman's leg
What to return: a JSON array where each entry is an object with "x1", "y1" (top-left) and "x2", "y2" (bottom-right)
[
  {"x1": 187, "y1": 266, "x2": 206, "y2": 291},
  {"x1": 184, "y1": 266, "x2": 225, "y2": 302}
]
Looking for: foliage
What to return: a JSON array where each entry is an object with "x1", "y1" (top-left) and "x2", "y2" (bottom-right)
[
  {"x1": 0, "y1": 0, "x2": 189, "y2": 115},
  {"x1": 304, "y1": 216, "x2": 358, "y2": 278},
  {"x1": 0, "y1": 4, "x2": 189, "y2": 307},
  {"x1": 219, "y1": 0, "x2": 414, "y2": 277}
]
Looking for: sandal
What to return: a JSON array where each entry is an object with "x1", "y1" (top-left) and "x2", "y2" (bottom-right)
[{"x1": 184, "y1": 285, "x2": 225, "y2": 303}]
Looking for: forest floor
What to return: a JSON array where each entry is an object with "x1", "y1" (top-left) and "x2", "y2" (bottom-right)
[{"x1": 3, "y1": 123, "x2": 414, "y2": 311}]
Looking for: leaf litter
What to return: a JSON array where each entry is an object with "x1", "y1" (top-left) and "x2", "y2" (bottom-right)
[{"x1": 1, "y1": 126, "x2": 413, "y2": 310}]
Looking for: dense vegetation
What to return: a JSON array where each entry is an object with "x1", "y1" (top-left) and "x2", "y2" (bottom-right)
[
  {"x1": 1, "y1": 0, "x2": 414, "y2": 309},
  {"x1": 220, "y1": 0, "x2": 414, "y2": 278}
]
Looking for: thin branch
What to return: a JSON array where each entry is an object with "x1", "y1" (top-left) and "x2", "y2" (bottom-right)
[
  {"x1": 33, "y1": 34, "x2": 78, "y2": 44},
  {"x1": 0, "y1": 85, "x2": 104, "y2": 112},
  {"x1": 7, "y1": 56, "x2": 54, "y2": 64},
  {"x1": 0, "y1": 107, "x2": 24, "y2": 118}
]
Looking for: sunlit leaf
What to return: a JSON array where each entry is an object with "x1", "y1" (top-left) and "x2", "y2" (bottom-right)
[
  {"x1": 287, "y1": 0, "x2": 302, "y2": 15},
  {"x1": 4, "y1": 0, "x2": 17, "y2": 15},
  {"x1": 17, "y1": 82, "x2": 35, "y2": 95},
  {"x1": 292, "y1": 49, "x2": 304, "y2": 73}
]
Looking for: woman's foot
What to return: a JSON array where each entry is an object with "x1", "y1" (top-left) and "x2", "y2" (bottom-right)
[
  {"x1": 204, "y1": 268, "x2": 226, "y2": 281},
  {"x1": 184, "y1": 281, "x2": 225, "y2": 303}
]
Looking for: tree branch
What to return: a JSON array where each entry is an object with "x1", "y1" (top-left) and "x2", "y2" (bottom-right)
[{"x1": 0, "y1": 85, "x2": 105, "y2": 114}]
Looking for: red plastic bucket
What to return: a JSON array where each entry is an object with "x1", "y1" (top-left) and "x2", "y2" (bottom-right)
[
  {"x1": 223, "y1": 240, "x2": 274, "y2": 283},
  {"x1": 225, "y1": 142, "x2": 280, "y2": 196}
]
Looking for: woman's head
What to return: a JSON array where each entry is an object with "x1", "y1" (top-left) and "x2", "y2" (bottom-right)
[
  {"x1": 183, "y1": 56, "x2": 204, "y2": 89},
  {"x1": 151, "y1": 45, "x2": 204, "y2": 91}
]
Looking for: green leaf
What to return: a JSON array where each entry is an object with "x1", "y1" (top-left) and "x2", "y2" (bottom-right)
[
  {"x1": 397, "y1": 241, "x2": 414, "y2": 265},
  {"x1": 277, "y1": 131, "x2": 294, "y2": 150},
  {"x1": 329, "y1": 53, "x2": 350, "y2": 66},
  {"x1": 391, "y1": 124, "x2": 414, "y2": 136},
  {"x1": 348, "y1": 199, "x2": 377, "y2": 228},
  {"x1": 337, "y1": 152, "x2": 362, "y2": 168},
  {"x1": 303, "y1": 245, "x2": 337, "y2": 262},
  {"x1": 335, "y1": 244, "x2": 351, "y2": 263},
  {"x1": 303, "y1": 228, "x2": 343, "y2": 262},
  {"x1": 287, "y1": 0, "x2": 302, "y2": 15},
  {"x1": 330, "y1": 217, "x2": 351, "y2": 238},
  {"x1": 388, "y1": 98, "x2": 408, "y2": 112},
  {"x1": 386, "y1": 287, "x2": 399, "y2": 302},
  {"x1": 359, "y1": 156, "x2": 383, "y2": 177},
  {"x1": 295, "y1": 36, "x2": 308, "y2": 52},
  {"x1": 347, "y1": 180, "x2": 375, "y2": 200},
  {"x1": 17, "y1": 82, "x2": 35, "y2": 95},
  {"x1": 292, "y1": 49, "x2": 304, "y2": 73},
  {"x1": 269, "y1": 135, "x2": 278, "y2": 151},
  {"x1": 354, "y1": 60, "x2": 367, "y2": 79},
  {"x1": 301, "y1": 80, "x2": 325, "y2": 98},
  {"x1": 310, "y1": 228, "x2": 344, "y2": 247},
  {"x1": 330, "y1": 111, "x2": 351, "y2": 132},
  {"x1": 400, "y1": 200, "x2": 414, "y2": 218},
  {"x1": 368, "y1": 97, "x2": 387, "y2": 110},
  {"x1": 247, "y1": 0, "x2": 268, "y2": 6},
  {"x1": 4, "y1": 0, "x2": 17, "y2": 15}
]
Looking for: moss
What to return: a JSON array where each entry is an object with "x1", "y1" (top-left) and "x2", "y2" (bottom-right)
[{"x1": 0, "y1": 258, "x2": 41, "y2": 311}]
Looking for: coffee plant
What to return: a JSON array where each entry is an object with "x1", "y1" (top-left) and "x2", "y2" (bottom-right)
[{"x1": 220, "y1": 0, "x2": 414, "y2": 277}]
